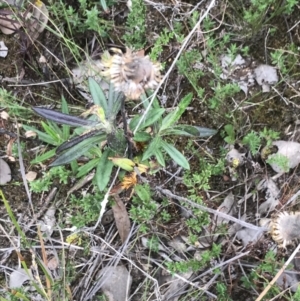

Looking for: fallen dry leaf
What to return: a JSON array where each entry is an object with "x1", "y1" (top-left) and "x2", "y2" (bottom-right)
[
  {"x1": 101, "y1": 209, "x2": 114, "y2": 225},
  {"x1": 66, "y1": 232, "x2": 82, "y2": 245},
  {"x1": 236, "y1": 227, "x2": 263, "y2": 246},
  {"x1": 229, "y1": 214, "x2": 263, "y2": 246},
  {"x1": 226, "y1": 147, "x2": 246, "y2": 167},
  {"x1": 162, "y1": 270, "x2": 193, "y2": 301},
  {"x1": 0, "y1": 158, "x2": 11, "y2": 185},
  {"x1": 0, "y1": 110, "x2": 9, "y2": 120},
  {"x1": 112, "y1": 195, "x2": 131, "y2": 244},
  {"x1": 47, "y1": 256, "x2": 59, "y2": 270},
  {"x1": 215, "y1": 192, "x2": 236, "y2": 225},
  {"x1": 0, "y1": 10, "x2": 22, "y2": 34},
  {"x1": 219, "y1": 54, "x2": 255, "y2": 95},
  {"x1": 6, "y1": 137, "x2": 16, "y2": 158},
  {"x1": 262, "y1": 140, "x2": 300, "y2": 174},
  {"x1": 254, "y1": 64, "x2": 278, "y2": 92},
  {"x1": 98, "y1": 266, "x2": 132, "y2": 301},
  {"x1": 109, "y1": 182, "x2": 124, "y2": 195},
  {"x1": 24, "y1": 130, "x2": 37, "y2": 138},
  {"x1": 42, "y1": 206, "x2": 56, "y2": 237},
  {"x1": 27, "y1": 1, "x2": 49, "y2": 41},
  {"x1": 257, "y1": 179, "x2": 280, "y2": 215},
  {"x1": 9, "y1": 268, "x2": 32, "y2": 288},
  {"x1": 0, "y1": 41, "x2": 8, "y2": 57},
  {"x1": 38, "y1": 55, "x2": 47, "y2": 63},
  {"x1": 276, "y1": 272, "x2": 299, "y2": 292},
  {"x1": 0, "y1": 1, "x2": 49, "y2": 40},
  {"x1": 72, "y1": 59, "x2": 104, "y2": 84},
  {"x1": 25, "y1": 171, "x2": 37, "y2": 181}
]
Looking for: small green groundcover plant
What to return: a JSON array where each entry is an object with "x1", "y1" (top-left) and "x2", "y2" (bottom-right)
[
  {"x1": 47, "y1": 0, "x2": 114, "y2": 37},
  {"x1": 27, "y1": 78, "x2": 216, "y2": 192}
]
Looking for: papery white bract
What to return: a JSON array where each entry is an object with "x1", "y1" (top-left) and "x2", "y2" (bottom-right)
[
  {"x1": 270, "y1": 211, "x2": 300, "y2": 248},
  {"x1": 100, "y1": 48, "x2": 162, "y2": 100}
]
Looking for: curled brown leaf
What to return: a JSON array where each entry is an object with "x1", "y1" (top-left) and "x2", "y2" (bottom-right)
[{"x1": 112, "y1": 195, "x2": 131, "y2": 244}]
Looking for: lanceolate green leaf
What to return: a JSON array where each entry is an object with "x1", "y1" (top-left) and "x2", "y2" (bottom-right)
[
  {"x1": 32, "y1": 107, "x2": 96, "y2": 127},
  {"x1": 133, "y1": 132, "x2": 152, "y2": 142},
  {"x1": 88, "y1": 77, "x2": 108, "y2": 113},
  {"x1": 96, "y1": 148, "x2": 114, "y2": 191},
  {"x1": 160, "y1": 141, "x2": 190, "y2": 170},
  {"x1": 41, "y1": 121, "x2": 62, "y2": 142},
  {"x1": 134, "y1": 184, "x2": 151, "y2": 202},
  {"x1": 56, "y1": 130, "x2": 104, "y2": 154},
  {"x1": 154, "y1": 148, "x2": 165, "y2": 167},
  {"x1": 141, "y1": 92, "x2": 161, "y2": 109},
  {"x1": 142, "y1": 136, "x2": 161, "y2": 161},
  {"x1": 31, "y1": 148, "x2": 57, "y2": 164},
  {"x1": 49, "y1": 121, "x2": 64, "y2": 139},
  {"x1": 49, "y1": 134, "x2": 105, "y2": 166},
  {"x1": 23, "y1": 125, "x2": 59, "y2": 146},
  {"x1": 49, "y1": 144, "x2": 91, "y2": 166},
  {"x1": 76, "y1": 157, "x2": 100, "y2": 178},
  {"x1": 107, "y1": 82, "x2": 122, "y2": 119},
  {"x1": 70, "y1": 160, "x2": 78, "y2": 173},
  {"x1": 100, "y1": 0, "x2": 108, "y2": 14},
  {"x1": 36, "y1": 131, "x2": 59, "y2": 145},
  {"x1": 159, "y1": 93, "x2": 193, "y2": 132},
  {"x1": 193, "y1": 126, "x2": 217, "y2": 137},
  {"x1": 61, "y1": 96, "x2": 69, "y2": 114},
  {"x1": 161, "y1": 124, "x2": 200, "y2": 136},
  {"x1": 160, "y1": 129, "x2": 194, "y2": 136},
  {"x1": 139, "y1": 108, "x2": 165, "y2": 129},
  {"x1": 129, "y1": 108, "x2": 165, "y2": 131},
  {"x1": 161, "y1": 125, "x2": 217, "y2": 137},
  {"x1": 61, "y1": 96, "x2": 70, "y2": 140}
]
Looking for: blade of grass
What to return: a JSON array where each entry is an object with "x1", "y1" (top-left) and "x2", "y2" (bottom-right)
[
  {"x1": 0, "y1": 190, "x2": 27, "y2": 242},
  {"x1": 37, "y1": 226, "x2": 52, "y2": 299}
]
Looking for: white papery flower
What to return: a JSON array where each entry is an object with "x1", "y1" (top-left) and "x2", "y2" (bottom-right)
[
  {"x1": 100, "y1": 48, "x2": 162, "y2": 100},
  {"x1": 270, "y1": 211, "x2": 300, "y2": 248}
]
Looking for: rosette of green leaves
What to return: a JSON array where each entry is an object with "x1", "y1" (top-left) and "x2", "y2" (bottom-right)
[
  {"x1": 130, "y1": 93, "x2": 216, "y2": 170},
  {"x1": 30, "y1": 78, "x2": 125, "y2": 190},
  {"x1": 23, "y1": 96, "x2": 72, "y2": 164}
]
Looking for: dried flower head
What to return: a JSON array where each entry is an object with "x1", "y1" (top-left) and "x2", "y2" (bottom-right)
[
  {"x1": 270, "y1": 211, "x2": 300, "y2": 248},
  {"x1": 100, "y1": 48, "x2": 162, "y2": 100}
]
